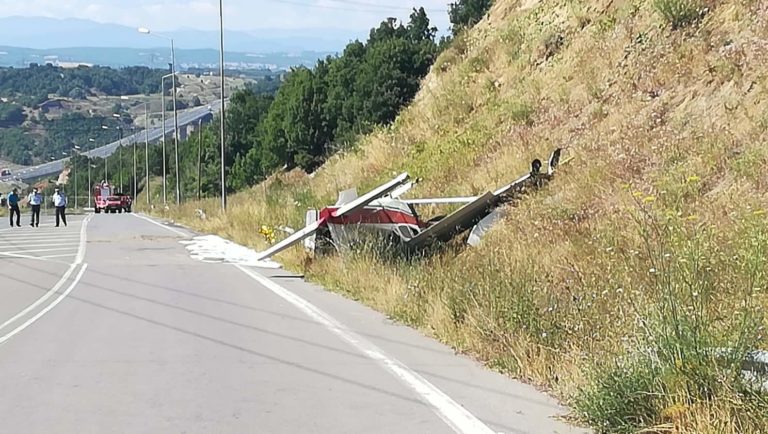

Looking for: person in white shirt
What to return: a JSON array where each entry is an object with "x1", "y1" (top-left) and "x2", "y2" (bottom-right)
[
  {"x1": 27, "y1": 187, "x2": 43, "y2": 227},
  {"x1": 52, "y1": 187, "x2": 68, "y2": 227}
]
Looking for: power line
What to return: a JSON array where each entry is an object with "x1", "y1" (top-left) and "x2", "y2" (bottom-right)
[{"x1": 265, "y1": 0, "x2": 445, "y2": 14}]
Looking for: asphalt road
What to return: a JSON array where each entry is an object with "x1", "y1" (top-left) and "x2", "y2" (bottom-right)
[
  {"x1": 0, "y1": 213, "x2": 590, "y2": 434},
  {"x1": 1, "y1": 100, "x2": 223, "y2": 183}
]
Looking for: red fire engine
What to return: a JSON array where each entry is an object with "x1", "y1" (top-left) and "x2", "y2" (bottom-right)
[{"x1": 93, "y1": 183, "x2": 132, "y2": 214}]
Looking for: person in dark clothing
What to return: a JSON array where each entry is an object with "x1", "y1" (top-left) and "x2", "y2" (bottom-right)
[{"x1": 7, "y1": 188, "x2": 20, "y2": 227}]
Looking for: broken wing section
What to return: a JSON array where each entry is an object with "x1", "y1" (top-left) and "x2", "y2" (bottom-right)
[
  {"x1": 404, "y1": 192, "x2": 497, "y2": 252},
  {"x1": 468, "y1": 148, "x2": 565, "y2": 246}
]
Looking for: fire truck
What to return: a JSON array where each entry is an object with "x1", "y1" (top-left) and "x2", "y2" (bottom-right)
[{"x1": 93, "y1": 183, "x2": 132, "y2": 214}]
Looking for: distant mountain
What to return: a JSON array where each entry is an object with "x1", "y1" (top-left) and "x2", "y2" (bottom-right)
[
  {"x1": 0, "y1": 45, "x2": 334, "y2": 70},
  {"x1": 0, "y1": 16, "x2": 366, "y2": 52}
]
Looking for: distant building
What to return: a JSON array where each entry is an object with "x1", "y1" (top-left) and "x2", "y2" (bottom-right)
[{"x1": 39, "y1": 99, "x2": 67, "y2": 115}]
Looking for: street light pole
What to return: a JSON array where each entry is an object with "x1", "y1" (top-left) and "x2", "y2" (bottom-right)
[
  {"x1": 118, "y1": 127, "x2": 123, "y2": 193},
  {"x1": 170, "y1": 39, "x2": 181, "y2": 206},
  {"x1": 161, "y1": 74, "x2": 170, "y2": 205},
  {"x1": 141, "y1": 28, "x2": 179, "y2": 206},
  {"x1": 72, "y1": 152, "x2": 77, "y2": 209},
  {"x1": 132, "y1": 127, "x2": 137, "y2": 200},
  {"x1": 219, "y1": 0, "x2": 227, "y2": 211},
  {"x1": 197, "y1": 118, "x2": 202, "y2": 200},
  {"x1": 88, "y1": 160, "x2": 92, "y2": 209},
  {"x1": 145, "y1": 103, "x2": 150, "y2": 206}
]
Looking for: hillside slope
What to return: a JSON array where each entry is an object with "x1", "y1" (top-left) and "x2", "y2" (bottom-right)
[{"x1": 159, "y1": 0, "x2": 768, "y2": 432}]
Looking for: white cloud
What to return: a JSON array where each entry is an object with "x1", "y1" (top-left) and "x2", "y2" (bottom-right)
[{"x1": 0, "y1": 0, "x2": 452, "y2": 32}]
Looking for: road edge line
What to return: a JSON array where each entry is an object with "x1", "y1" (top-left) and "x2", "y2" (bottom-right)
[
  {"x1": 131, "y1": 213, "x2": 189, "y2": 237},
  {"x1": 0, "y1": 215, "x2": 90, "y2": 333},
  {"x1": 138, "y1": 211, "x2": 493, "y2": 434},
  {"x1": 235, "y1": 264, "x2": 495, "y2": 434}
]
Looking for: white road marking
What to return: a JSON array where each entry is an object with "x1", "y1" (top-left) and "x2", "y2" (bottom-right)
[
  {"x1": 0, "y1": 215, "x2": 90, "y2": 335},
  {"x1": 38, "y1": 253, "x2": 79, "y2": 259},
  {"x1": 0, "y1": 247, "x2": 78, "y2": 254},
  {"x1": 132, "y1": 213, "x2": 188, "y2": 237},
  {"x1": 0, "y1": 264, "x2": 88, "y2": 345},
  {"x1": 0, "y1": 242, "x2": 81, "y2": 248},
  {"x1": 0, "y1": 251, "x2": 69, "y2": 263},
  {"x1": 139, "y1": 213, "x2": 492, "y2": 434},
  {"x1": 236, "y1": 265, "x2": 495, "y2": 434}
]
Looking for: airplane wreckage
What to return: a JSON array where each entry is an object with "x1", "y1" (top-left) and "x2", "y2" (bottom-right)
[{"x1": 254, "y1": 148, "x2": 565, "y2": 262}]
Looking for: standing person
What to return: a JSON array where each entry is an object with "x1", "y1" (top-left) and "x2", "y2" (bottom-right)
[
  {"x1": 27, "y1": 187, "x2": 43, "y2": 227},
  {"x1": 7, "y1": 188, "x2": 20, "y2": 227},
  {"x1": 52, "y1": 187, "x2": 68, "y2": 227}
]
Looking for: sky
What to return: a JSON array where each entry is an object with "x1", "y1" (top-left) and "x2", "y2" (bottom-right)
[{"x1": 0, "y1": 0, "x2": 453, "y2": 33}]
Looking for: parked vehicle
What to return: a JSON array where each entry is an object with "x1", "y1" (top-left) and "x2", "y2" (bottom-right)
[{"x1": 93, "y1": 183, "x2": 132, "y2": 214}]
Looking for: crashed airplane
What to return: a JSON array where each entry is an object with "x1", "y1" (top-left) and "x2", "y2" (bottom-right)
[{"x1": 254, "y1": 148, "x2": 564, "y2": 262}]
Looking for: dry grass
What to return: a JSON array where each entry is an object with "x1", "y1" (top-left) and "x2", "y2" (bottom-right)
[{"x1": 148, "y1": 0, "x2": 768, "y2": 431}]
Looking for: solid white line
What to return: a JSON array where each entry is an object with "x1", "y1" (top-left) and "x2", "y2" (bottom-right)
[
  {"x1": 236, "y1": 265, "x2": 494, "y2": 434},
  {"x1": 131, "y1": 213, "x2": 188, "y2": 237},
  {"x1": 0, "y1": 264, "x2": 88, "y2": 345},
  {"x1": 0, "y1": 215, "x2": 90, "y2": 334},
  {"x1": 139, "y1": 211, "x2": 492, "y2": 433}
]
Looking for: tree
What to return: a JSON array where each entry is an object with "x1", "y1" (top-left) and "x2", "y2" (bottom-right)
[
  {"x1": 192, "y1": 95, "x2": 202, "y2": 107},
  {"x1": 0, "y1": 103, "x2": 26, "y2": 126},
  {"x1": 449, "y1": 0, "x2": 493, "y2": 35}
]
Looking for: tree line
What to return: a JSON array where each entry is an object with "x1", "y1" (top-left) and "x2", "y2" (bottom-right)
[
  {"x1": 67, "y1": 0, "x2": 494, "y2": 201},
  {"x1": 0, "y1": 64, "x2": 168, "y2": 106},
  {"x1": 155, "y1": 7, "x2": 440, "y2": 197}
]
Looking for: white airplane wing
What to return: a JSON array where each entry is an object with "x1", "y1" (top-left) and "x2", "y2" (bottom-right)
[
  {"x1": 253, "y1": 220, "x2": 323, "y2": 262},
  {"x1": 253, "y1": 173, "x2": 411, "y2": 262},
  {"x1": 333, "y1": 173, "x2": 410, "y2": 217},
  {"x1": 402, "y1": 197, "x2": 479, "y2": 205}
]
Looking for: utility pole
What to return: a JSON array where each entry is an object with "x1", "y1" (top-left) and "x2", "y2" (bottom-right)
[
  {"x1": 145, "y1": 104, "x2": 150, "y2": 206},
  {"x1": 171, "y1": 46, "x2": 181, "y2": 206},
  {"x1": 118, "y1": 127, "x2": 123, "y2": 193},
  {"x1": 219, "y1": 0, "x2": 227, "y2": 211},
  {"x1": 132, "y1": 128, "x2": 137, "y2": 200},
  {"x1": 161, "y1": 77, "x2": 168, "y2": 205},
  {"x1": 197, "y1": 119, "x2": 202, "y2": 201},
  {"x1": 73, "y1": 154, "x2": 77, "y2": 209},
  {"x1": 88, "y1": 159, "x2": 92, "y2": 209}
]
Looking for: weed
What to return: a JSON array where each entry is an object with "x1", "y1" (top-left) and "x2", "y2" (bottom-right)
[
  {"x1": 505, "y1": 99, "x2": 536, "y2": 125},
  {"x1": 654, "y1": 0, "x2": 704, "y2": 29}
]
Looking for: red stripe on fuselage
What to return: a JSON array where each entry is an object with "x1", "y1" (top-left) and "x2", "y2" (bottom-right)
[{"x1": 321, "y1": 207, "x2": 420, "y2": 226}]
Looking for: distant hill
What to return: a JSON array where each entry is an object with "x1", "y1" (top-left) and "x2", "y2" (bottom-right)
[
  {"x1": 0, "y1": 16, "x2": 363, "y2": 52},
  {"x1": 0, "y1": 45, "x2": 333, "y2": 70}
]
